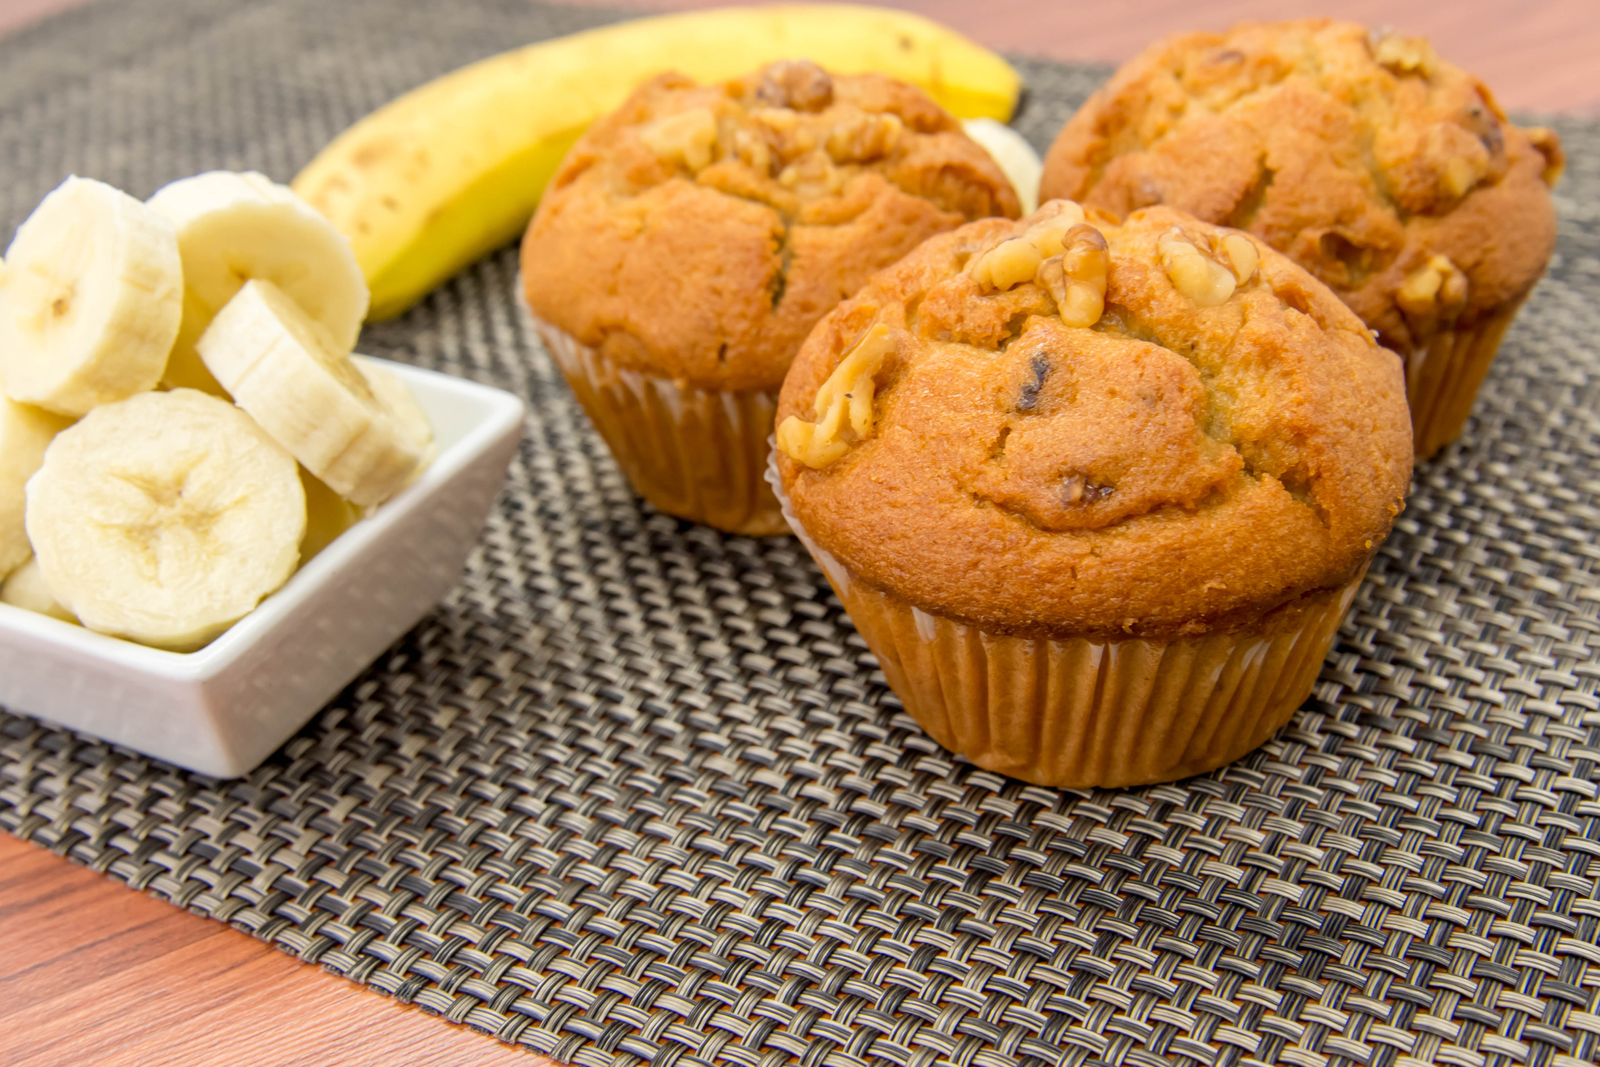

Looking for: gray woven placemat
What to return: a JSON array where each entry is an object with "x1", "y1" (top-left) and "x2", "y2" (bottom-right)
[{"x1": 2, "y1": 2, "x2": 1598, "y2": 1065}]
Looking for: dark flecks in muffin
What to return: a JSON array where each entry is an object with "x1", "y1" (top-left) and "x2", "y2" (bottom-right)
[
  {"x1": 1062, "y1": 475, "x2": 1115, "y2": 505},
  {"x1": 1464, "y1": 104, "x2": 1505, "y2": 157},
  {"x1": 1017, "y1": 354, "x2": 1051, "y2": 411}
]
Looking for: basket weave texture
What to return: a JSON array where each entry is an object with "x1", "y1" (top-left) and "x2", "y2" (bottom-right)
[{"x1": 2, "y1": 3, "x2": 1599, "y2": 1066}]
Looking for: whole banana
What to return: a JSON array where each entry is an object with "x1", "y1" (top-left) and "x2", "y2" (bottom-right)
[{"x1": 291, "y1": 4, "x2": 1023, "y2": 320}]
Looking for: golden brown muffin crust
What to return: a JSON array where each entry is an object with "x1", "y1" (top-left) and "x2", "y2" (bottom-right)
[
  {"x1": 777, "y1": 204, "x2": 1413, "y2": 640},
  {"x1": 521, "y1": 63, "x2": 1020, "y2": 392},
  {"x1": 1039, "y1": 20, "x2": 1561, "y2": 356}
]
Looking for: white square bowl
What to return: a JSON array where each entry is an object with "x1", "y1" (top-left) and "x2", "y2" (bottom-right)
[{"x1": 0, "y1": 359, "x2": 525, "y2": 778}]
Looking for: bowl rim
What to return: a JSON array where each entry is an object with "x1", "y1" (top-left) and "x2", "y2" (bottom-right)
[{"x1": 0, "y1": 359, "x2": 525, "y2": 683}]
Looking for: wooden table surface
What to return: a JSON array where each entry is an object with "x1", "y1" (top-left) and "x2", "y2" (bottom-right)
[{"x1": 1, "y1": 0, "x2": 1596, "y2": 1064}]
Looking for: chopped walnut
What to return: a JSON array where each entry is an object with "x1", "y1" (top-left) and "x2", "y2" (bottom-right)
[
  {"x1": 777, "y1": 149, "x2": 844, "y2": 195},
  {"x1": 1396, "y1": 254, "x2": 1468, "y2": 319},
  {"x1": 1220, "y1": 233, "x2": 1259, "y2": 283},
  {"x1": 750, "y1": 106, "x2": 800, "y2": 139},
  {"x1": 825, "y1": 111, "x2": 904, "y2": 163},
  {"x1": 1036, "y1": 223, "x2": 1108, "y2": 328},
  {"x1": 1160, "y1": 229, "x2": 1237, "y2": 307},
  {"x1": 755, "y1": 60, "x2": 834, "y2": 112},
  {"x1": 1025, "y1": 200, "x2": 1088, "y2": 257},
  {"x1": 1371, "y1": 30, "x2": 1438, "y2": 77},
  {"x1": 639, "y1": 107, "x2": 719, "y2": 172},
  {"x1": 967, "y1": 202, "x2": 1107, "y2": 322},
  {"x1": 1414, "y1": 120, "x2": 1492, "y2": 203},
  {"x1": 776, "y1": 324, "x2": 895, "y2": 469},
  {"x1": 971, "y1": 237, "x2": 1044, "y2": 292},
  {"x1": 730, "y1": 127, "x2": 773, "y2": 175}
]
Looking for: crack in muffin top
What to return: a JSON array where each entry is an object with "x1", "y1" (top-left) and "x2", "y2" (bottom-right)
[
  {"x1": 777, "y1": 203, "x2": 1413, "y2": 640},
  {"x1": 521, "y1": 62, "x2": 1020, "y2": 393},
  {"x1": 1038, "y1": 20, "x2": 1561, "y2": 357}
]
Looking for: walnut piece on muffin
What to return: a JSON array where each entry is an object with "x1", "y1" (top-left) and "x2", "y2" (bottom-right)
[
  {"x1": 1038, "y1": 20, "x2": 1561, "y2": 458},
  {"x1": 522, "y1": 61, "x2": 1020, "y2": 395},
  {"x1": 772, "y1": 200, "x2": 1413, "y2": 785},
  {"x1": 777, "y1": 201, "x2": 1412, "y2": 640}
]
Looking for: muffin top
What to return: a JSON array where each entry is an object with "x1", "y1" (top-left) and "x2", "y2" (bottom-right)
[
  {"x1": 1039, "y1": 20, "x2": 1562, "y2": 356},
  {"x1": 776, "y1": 202, "x2": 1413, "y2": 640},
  {"x1": 520, "y1": 62, "x2": 1019, "y2": 393}
]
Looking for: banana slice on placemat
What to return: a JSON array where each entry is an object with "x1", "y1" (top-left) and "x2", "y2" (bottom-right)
[
  {"x1": 25, "y1": 389, "x2": 306, "y2": 651},
  {"x1": 199, "y1": 279, "x2": 421, "y2": 507},
  {"x1": 0, "y1": 177, "x2": 182, "y2": 415},
  {"x1": 147, "y1": 170, "x2": 369, "y2": 395}
]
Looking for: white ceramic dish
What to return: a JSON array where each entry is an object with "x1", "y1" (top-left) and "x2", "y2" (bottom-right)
[{"x1": 0, "y1": 359, "x2": 524, "y2": 778}]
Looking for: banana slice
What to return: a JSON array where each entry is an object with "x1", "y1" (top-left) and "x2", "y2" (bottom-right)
[
  {"x1": 198, "y1": 280, "x2": 421, "y2": 507},
  {"x1": 162, "y1": 286, "x2": 231, "y2": 397},
  {"x1": 298, "y1": 356, "x2": 441, "y2": 559},
  {"x1": 354, "y1": 356, "x2": 436, "y2": 473},
  {"x1": 25, "y1": 388, "x2": 306, "y2": 651},
  {"x1": 147, "y1": 171, "x2": 369, "y2": 395},
  {"x1": 299, "y1": 466, "x2": 362, "y2": 563},
  {"x1": 1, "y1": 557, "x2": 75, "y2": 623},
  {"x1": 0, "y1": 176, "x2": 182, "y2": 415},
  {"x1": 0, "y1": 397, "x2": 74, "y2": 580}
]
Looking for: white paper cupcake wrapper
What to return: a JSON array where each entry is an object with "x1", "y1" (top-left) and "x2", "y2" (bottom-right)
[
  {"x1": 531, "y1": 310, "x2": 787, "y2": 536},
  {"x1": 1404, "y1": 298, "x2": 1525, "y2": 459},
  {"x1": 768, "y1": 451, "x2": 1362, "y2": 787}
]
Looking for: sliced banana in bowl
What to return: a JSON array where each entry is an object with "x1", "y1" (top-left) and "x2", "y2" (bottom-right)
[
  {"x1": 0, "y1": 358, "x2": 525, "y2": 777},
  {"x1": 0, "y1": 168, "x2": 525, "y2": 775},
  {"x1": 148, "y1": 170, "x2": 369, "y2": 396},
  {"x1": 298, "y1": 466, "x2": 363, "y2": 563},
  {"x1": 355, "y1": 354, "x2": 437, "y2": 471},
  {"x1": 1, "y1": 557, "x2": 75, "y2": 622},
  {"x1": 25, "y1": 389, "x2": 307, "y2": 652},
  {"x1": 199, "y1": 279, "x2": 423, "y2": 507},
  {"x1": 0, "y1": 396, "x2": 74, "y2": 580},
  {"x1": 0, "y1": 176, "x2": 182, "y2": 415}
]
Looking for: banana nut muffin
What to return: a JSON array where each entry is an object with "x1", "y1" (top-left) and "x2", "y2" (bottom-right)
[
  {"x1": 521, "y1": 61, "x2": 1020, "y2": 535},
  {"x1": 1039, "y1": 20, "x2": 1563, "y2": 458},
  {"x1": 774, "y1": 200, "x2": 1413, "y2": 786}
]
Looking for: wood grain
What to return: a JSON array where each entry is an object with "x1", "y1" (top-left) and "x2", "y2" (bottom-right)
[
  {"x1": 0, "y1": 832, "x2": 556, "y2": 1067},
  {"x1": 0, "y1": 0, "x2": 1596, "y2": 1065}
]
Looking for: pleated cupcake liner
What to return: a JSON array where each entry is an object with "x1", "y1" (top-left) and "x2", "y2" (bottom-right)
[
  {"x1": 533, "y1": 315, "x2": 788, "y2": 537},
  {"x1": 769, "y1": 453, "x2": 1363, "y2": 788},
  {"x1": 1405, "y1": 298, "x2": 1525, "y2": 460}
]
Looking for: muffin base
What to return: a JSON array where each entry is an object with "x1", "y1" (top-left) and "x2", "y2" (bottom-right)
[
  {"x1": 535, "y1": 317, "x2": 787, "y2": 537},
  {"x1": 770, "y1": 458, "x2": 1361, "y2": 788},
  {"x1": 1405, "y1": 300, "x2": 1524, "y2": 460}
]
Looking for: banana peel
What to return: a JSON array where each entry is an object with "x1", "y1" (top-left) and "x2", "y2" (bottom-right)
[{"x1": 291, "y1": 4, "x2": 1024, "y2": 321}]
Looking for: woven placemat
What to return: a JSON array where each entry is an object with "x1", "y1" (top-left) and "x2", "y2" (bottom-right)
[{"x1": 2, "y1": 2, "x2": 1598, "y2": 1065}]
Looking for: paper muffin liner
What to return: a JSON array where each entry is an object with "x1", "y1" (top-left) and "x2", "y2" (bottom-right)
[
  {"x1": 533, "y1": 316, "x2": 788, "y2": 537},
  {"x1": 767, "y1": 455, "x2": 1362, "y2": 788},
  {"x1": 1404, "y1": 298, "x2": 1525, "y2": 460}
]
